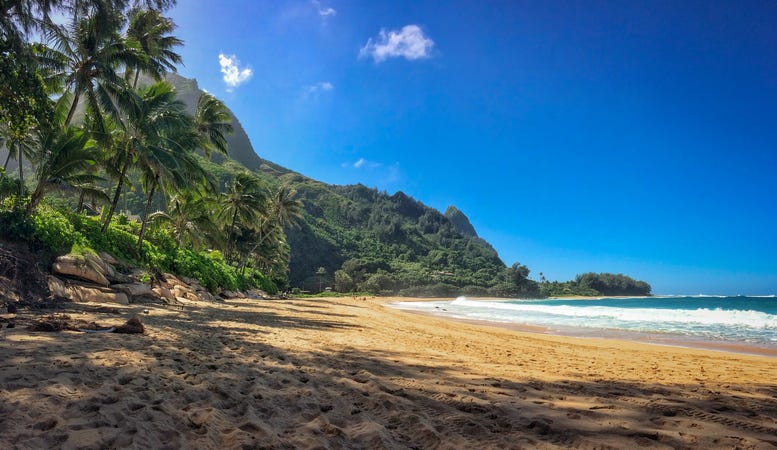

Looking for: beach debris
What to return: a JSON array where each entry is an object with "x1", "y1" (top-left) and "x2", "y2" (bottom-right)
[
  {"x1": 114, "y1": 317, "x2": 144, "y2": 334},
  {"x1": 25, "y1": 314, "x2": 144, "y2": 334},
  {"x1": 27, "y1": 314, "x2": 73, "y2": 332},
  {"x1": 78, "y1": 327, "x2": 116, "y2": 333}
]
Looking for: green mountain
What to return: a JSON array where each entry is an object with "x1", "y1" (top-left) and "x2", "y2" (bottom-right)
[{"x1": 165, "y1": 74, "x2": 516, "y2": 295}]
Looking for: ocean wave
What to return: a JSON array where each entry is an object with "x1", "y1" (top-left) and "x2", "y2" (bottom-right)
[{"x1": 449, "y1": 298, "x2": 777, "y2": 329}]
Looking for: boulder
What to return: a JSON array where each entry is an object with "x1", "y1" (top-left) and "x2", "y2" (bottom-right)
[
  {"x1": 86, "y1": 253, "x2": 115, "y2": 279},
  {"x1": 98, "y1": 252, "x2": 120, "y2": 266},
  {"x1": 172, "y1": 285, "x2": 193, "y2": 299},
  {"x1": 67, "y1": 285, "x2": 129, "y2": 305},
  {"x1": 161, "y1": 273, "x2": 184, "y2": 290},
  {"x1": 47, "y1": 276, "x2": 69, "y2": 298},
  {"x1": 152, "y1": 286, "x2": 175, "y2": 302},
  {"x1": 220, "y1": 290, "x2": 240, "y2": 299},
  {"x1": 180, "y1": 276, "x2": 200, "y2": 287},
  {"x1": 197, "y1": 291, "x2": 220, "y2": 303},
  {"x1": 113, "y1": 283, "x2": 154, "y2": 297},
  {"x1": 52, "y1": 254, "x2": 109, "y2": 286}
]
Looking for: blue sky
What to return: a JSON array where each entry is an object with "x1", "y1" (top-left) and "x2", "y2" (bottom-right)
[{"x1": 170, "y1": 0, "x2": 777, "y2": 295}]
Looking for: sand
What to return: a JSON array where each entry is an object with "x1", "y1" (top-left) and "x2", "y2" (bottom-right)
[{"x1": 1, "y1": 296, "x2": 776, "y2": 449}]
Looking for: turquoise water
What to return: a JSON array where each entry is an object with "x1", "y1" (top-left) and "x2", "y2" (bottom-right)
[{"x1": 392, "y1": 296, "x2": 777, "y2": 349}]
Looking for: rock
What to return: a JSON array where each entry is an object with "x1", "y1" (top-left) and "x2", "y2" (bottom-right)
[
  {"x1": 52, "y1": 254, "x2": 109, "y2": 286},
  {"x1": 198, "y1": 291, "x2": 220, "y2": 303},
  {"x1": 113, "y1": 283, "x2": 153, "y2": 297},
  {"x1": 107, "y1": 271, "x2": 131, "y2": 284},
  {"x1": 184, "y1": 291, "x2": 199, "y2": 302},
  {"x1": 47, "y1": 276, "x2": 69, "y2": 298},
  {"x1": 152, "y1": 286, "x2": 175, "y2": 302},
  {"x1": 220, "y1": 290, "x2": 239, "y2": 299},
  {"x1": 86, "y1": 253, "x2": 115, "y2": 279},
  {"x1": 67, "y1": 285, "x2": 129, "y2": 305},
  {"x1": 98, "y1": 252, "x2": 120, "y2": 266},
  {"x1": 160, "y1": 273, "x2": 181, "y2": 289},
  {"x1": 114, "y1": 317, "x2": 144, "y2": 334},
  {"x1": 180, "y1": 276, "x2": 200, "y2": 287},
  {"x1": 172, "y1": 285, "x2": 193, "y2": 299}
]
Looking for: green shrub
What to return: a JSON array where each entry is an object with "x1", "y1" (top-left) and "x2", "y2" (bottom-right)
[
  {"x1": 31, "y1": 207, "x2": 86, "y2": 253},
  {"x1": 173, "y1": 248, "x2": 237, "y2": 292},
  {"x1": 0, "y1": 203, "x2": 34, "y2": 241}
]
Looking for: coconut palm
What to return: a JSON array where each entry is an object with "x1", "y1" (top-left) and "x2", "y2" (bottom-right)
[
  {"x1": 217, "y1": 172, "x2": 268, "y2": 262},
  {"x1": 124, "y1": 7, "x2": 182, "y2": 88},
  {"x1": 26, "y1": 124, "x2": 102, "y2": 214},
  {"x1": 268, "y1": 183, "x2": 303, "y2": 229},
  {"x1": 150, "y1": 190, "x2": 220, "y2": 249},
  {"x1": 195, "y1": 93, "x2": 233, "y2": 158},
  {"x1": 41, "y1": 9, "x2": 143, "y2": 127},
  {"x1": 135, "y1": 125, "x2": 212, "y2": 251},
  {"x1": 101, "y1": 80, "x2": 192, "y2": 232}
]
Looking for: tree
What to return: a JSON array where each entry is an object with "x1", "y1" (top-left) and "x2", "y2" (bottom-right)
[
  {"x1": 194, "y1": 92, "x2": 232, "y2": 158},
  {"x1": 217, "y1": 171, "x2": 267, "y2": 262},
  {"x1": 124, "y1": 6, "x2": 181, "y2": 88},
  {"x1": 42, "y1": 8, "x2": 141, "y2": 127},
  {"x1": 101, "y1": 81, "x2": 196, "y2": 233},
  {"x1": 26, "y1": 124, "x2": 101, "y2": 214}
]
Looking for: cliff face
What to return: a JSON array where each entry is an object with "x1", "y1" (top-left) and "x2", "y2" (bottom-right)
[{"x1": 445, "y1": 206, "x2": 478, "y2": 238}]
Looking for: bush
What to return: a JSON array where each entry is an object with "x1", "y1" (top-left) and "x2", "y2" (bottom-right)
[{"x1": 31, "y1": 207, "x2": 86, "y2": 253}]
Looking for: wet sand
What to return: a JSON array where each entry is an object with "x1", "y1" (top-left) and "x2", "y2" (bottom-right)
[{"x1": 1, "y1": 296, "x2": 776, "y2": 449}]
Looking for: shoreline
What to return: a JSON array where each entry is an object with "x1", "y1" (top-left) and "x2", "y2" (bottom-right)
[
  {"x1": 2, "y1": 295, "x2": 776, "y2": 449},
  {"x1": 387, "y1": 297, "x2": 777, "y2": 358}
]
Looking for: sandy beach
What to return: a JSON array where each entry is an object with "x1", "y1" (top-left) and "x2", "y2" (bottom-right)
[{"x1": 1, "y1": 296, "x2": 776, "y2": 449}]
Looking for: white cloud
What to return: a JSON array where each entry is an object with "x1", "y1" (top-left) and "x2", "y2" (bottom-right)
[
  {"x1": 218, "y1": 53, "x2": 253, "y2": 91},
  {"x1": 345, "y1": 157, "x2": 381, "y2": 169},
  {"x1": 360, "y1": 25, "x2": 434, "y2": 63},
  {"x1": 305, "y1": 81, "x2": 334, "y2": 94},
  {"x1": 312, "y1": 1, "x2": 336, "y2": 18}
]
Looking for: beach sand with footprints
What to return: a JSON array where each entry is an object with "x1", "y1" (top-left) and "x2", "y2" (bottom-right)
[{"x1": 1, "y1": 295, "x2": 776, "y2": 449}]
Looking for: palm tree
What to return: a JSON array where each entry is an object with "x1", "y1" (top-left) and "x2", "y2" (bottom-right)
[
  {"x1": 150, "y1": 190, "x2": 221, "y2": 249},
  {"x1": 268, "y1": 183, "x2": 303, "y2": 229},
  {"x1": 135, "y1": 126, "x2": 211, "y2": 252},
  {"x1": 26, "y1": 124, "x2": 102, "y2": 214},
  {"x1": 195, "y1": 93, "x2": 233, "y2": 158},
  {"x1": 124, "y1": 7, "x2": 182, "y2": 88},
  {"x1": 101, "y1": 80, "x2": 192, "y2": 232},
  {"x1": 42, "y1": 9, "x2": 142, "y2": 127},
  {"x1": 217, "y1": 172, "x2": 268, "y2": 262}
]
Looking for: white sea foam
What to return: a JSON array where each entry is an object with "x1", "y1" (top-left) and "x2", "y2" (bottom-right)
[
  {"x1": 448, "y1": 298, "x2": 777, "y2": 329},
  {"x1": 392, "y1": 296, "x2": 777, "y2": 345}
]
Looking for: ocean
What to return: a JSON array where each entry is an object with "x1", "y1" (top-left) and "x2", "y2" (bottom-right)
[{"x1": 391, "y1": 296, "x2": 777, "y2": 354}]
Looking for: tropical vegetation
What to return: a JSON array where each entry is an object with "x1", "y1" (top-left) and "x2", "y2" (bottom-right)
[{"x1": 0, "y1": 0, "x2": 298, "y2": 293}]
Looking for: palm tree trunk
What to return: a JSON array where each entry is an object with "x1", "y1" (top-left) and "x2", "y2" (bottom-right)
[
  {"x1": 76, "y1": 190, "x2": 85, "y2": 213},
  {"x1": 26, "y1": 185, "x2": 45, "y2": 215},
  {"x1": 2, "y1": 148, "x2": 11, "y2": 171},
  {"x1": 227, "y1": 208, "x2": 239, "y2": 263},
  {"x1": 102, "y1": 154, "x2": 131, "y2": 232},
  {"x1": 65, "y1": 90, "x2": 81, "y2": 127},
  {"x1": 133, "y1": 70, "x2": 140, "y2": 89},
  {"x1": 17, "y1": 148, "x2": 23, "y2": 196},
  {"x1": 136, "y1": 179, "x2": 157, "y2": 252}
]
